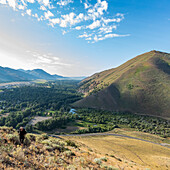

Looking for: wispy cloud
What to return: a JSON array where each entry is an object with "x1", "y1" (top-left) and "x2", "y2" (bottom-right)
[
  {"x1": 0, "y1": 0, "x2": 129, "y2": 43},
  {"x1": 0, "y1": 0, "x2": 6, "y2": 5},
  {"x1": 27, "y1": 51, "x2": 71, "y2": 67},
  {"x1": 93, "y1": 33, "x2": 130, "y2": 42},
  {"x1": 57, "y1": 0, "x2": 73, "y2": 6},
  {"x1": 26, "y1": 9, "x2": 32, "y2": 16}
]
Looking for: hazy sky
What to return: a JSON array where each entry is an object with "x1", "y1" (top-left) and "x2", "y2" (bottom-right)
[{"x1": 0, "y1": 0, "x2": 170, "y2": 76}]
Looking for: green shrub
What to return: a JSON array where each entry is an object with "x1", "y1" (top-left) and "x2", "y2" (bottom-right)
[
  {"x1": 0, "y1": 144, "x2": 13, "y2": 153},
  {"x1": 27, "y1": 134, "x2": 36, "y2": 142},
  {"x1": 66, "y1": 140, "x2": 77, "y2": 148},
  {"x1": 6, "y1": 134, "x2": 20, "y2": 145},
  {"x1": 127, "y1": 83, "x2": 134, "y2": 90},
  {"x1": 101, "y1": 157, "x2": 108, "y2": 162},
  {"x1": 53, "y1": 139, "x2": 66, "y2": 146},
  {"x1": 45, "y1": 146, "x2": 53, "y2": 152},
  {"x1": 0, "y1": 126, "x2": 15, "y2": 133},
  {"x1": 0, "y1": 137, "x2": 2, "y2": 143},
  {"x1": 52, "y1": 144, "x2": 62, "y2": 150},
  {"x1": 94, "y1": 158, "x2": 102, "y2": 165},
  {"x1": 56, "y1": 158, "x2": 64, "y2": 164},
  {"x1": 36, "y1": 134, "x2": 49, "y2": 142},
  {"x1": 24, "y1": 137, "x2": 31, "y2": 146},
  {"x1": 41, "y1": 139, "x2": 52, "y2": 146},
  {"x1": 64, "y1": 150, "x2": 75, "y2": 157},
  {"x1": 106, "y1": 166, "x2": 119, "y2": 170},
  {"x1": 41, "y1": 133, "x2": 49, "y2": 140}
]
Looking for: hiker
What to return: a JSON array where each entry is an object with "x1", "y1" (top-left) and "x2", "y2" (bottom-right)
[{"x1": 18, "y1": 127, "x2": 27, "y2": 144}]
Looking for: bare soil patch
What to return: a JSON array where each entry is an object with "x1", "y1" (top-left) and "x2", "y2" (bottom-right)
[{"x1": 28, "y1": 116, "x2": 52, "y2": 125}]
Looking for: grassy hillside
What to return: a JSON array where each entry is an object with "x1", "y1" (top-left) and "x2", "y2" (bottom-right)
[
  {"x1": 74, "y1": 51, "x2": 170, "y2": 118},
  {"x1": 0, "y1": 126, "x2": 154, "y2": 169},
  {"x1": 67, "y1": 134, "x2": 170, "y2": 170}
]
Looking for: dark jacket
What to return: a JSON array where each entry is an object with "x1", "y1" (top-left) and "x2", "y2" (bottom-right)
[{"x1": 18, "y1": 129, "x2": 27, "y2": 138}]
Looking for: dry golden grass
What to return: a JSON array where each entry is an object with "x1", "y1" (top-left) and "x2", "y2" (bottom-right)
[
  {"x1": 0, "y1": 126, "x2": 128, "y2": 169},
  {"x1": 64, "y1": 135, "x2": 170, "y2": 170},
  {"x1": 111, "y1": 128, "x2": 170, "y2": 144}
]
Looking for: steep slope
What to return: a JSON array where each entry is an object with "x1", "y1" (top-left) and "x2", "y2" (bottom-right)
[{"x1": 73, "y1": 51, "x2": 170, "y2": 118}]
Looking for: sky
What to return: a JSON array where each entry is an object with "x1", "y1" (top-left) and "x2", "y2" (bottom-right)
[{"x1": 0, "y1": 0, "x2": 170, "y2": 77}]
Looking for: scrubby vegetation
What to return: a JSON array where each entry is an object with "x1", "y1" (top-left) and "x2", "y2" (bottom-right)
[{"x1": 0, "y1": 126, "x2": 129, "y2": 169}]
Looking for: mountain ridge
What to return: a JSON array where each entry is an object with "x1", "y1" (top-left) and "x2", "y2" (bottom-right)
[
  {"x1": 73, "y1": 50, "x2": 170, "y2": 118},
  {"x1": 0, "y1": 67, "x2": 85, "y2": 82}
]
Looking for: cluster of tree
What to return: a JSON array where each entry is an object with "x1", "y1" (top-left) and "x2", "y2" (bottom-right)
[
  {"x1": 0, "y1": 81, "x2": 82, "y2": 129},
  {"x1": 35, "y1": 114, "x2": 76, "y2": 131},
  {"x1": 75, "y1": 109, "x2": 170, "y2": 138},
  {"x1": 0, "y1": 108, "x2": 33, "y2": 129},
  {"x1": 0, "y1": 83, "x2": 81, "y2": 111},
  {"x1": 73, "y1": 125, "x2": 117, "y2": 134},
  {"x1": 77, "y1": 109, "x2": 114, "y2": 124}
]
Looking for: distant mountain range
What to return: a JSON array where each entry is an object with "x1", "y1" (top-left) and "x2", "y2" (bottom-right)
[
  {"x1": 0, "y1": 67, "x2": 85, "y2": 82},
  {"x1": 73, "y1": 51, "x2": 170, "y2": 119}
]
